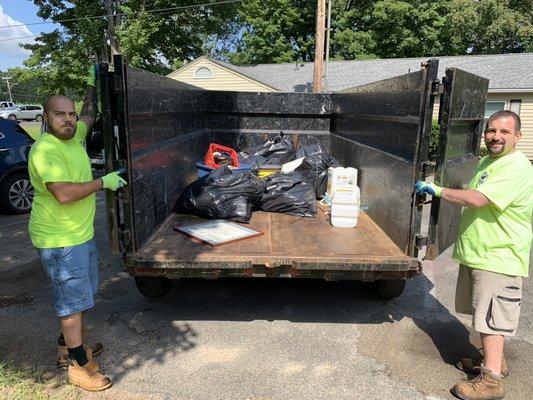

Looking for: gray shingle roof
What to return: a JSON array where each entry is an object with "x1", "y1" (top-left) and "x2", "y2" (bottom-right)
[{"x1": 218, "y1": 53, "x2": 533, "y2": 93}]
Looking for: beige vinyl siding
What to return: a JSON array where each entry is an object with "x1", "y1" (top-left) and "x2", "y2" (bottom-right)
[
  {"x1": 517, "y1": 95, "x2": 533, "y2": 161},
  {"x1": 431, "y1": 93, "x2": 533, "y2": 160},
  {"x1": 432, "y1": 96, "x2": 440, "y2": 121},
  {"x1": 168, "y1": 59, "x2": 277, "y2": 92}
]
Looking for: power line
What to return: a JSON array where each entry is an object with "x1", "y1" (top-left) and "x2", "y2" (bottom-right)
[
  {"x1": 0, "y1": 34, "x2": 37, "y2": 43},
  {"x1": 0, "y1": 0, "x2": 244, "y2": 30}
]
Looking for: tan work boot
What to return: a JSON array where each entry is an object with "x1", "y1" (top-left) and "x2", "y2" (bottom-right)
[
  {"x1": 57, "y1": 342, "x2": 104, "y2": 369},
  {"x1": 451, "y1": 366, "x2": 504, "y2": 400},
  {"x1": 456, "y1": 355, "x2": 509, "y2": 377},
  {"x1": 68, "y1": 355, "x2": 112, "y2": 392}
]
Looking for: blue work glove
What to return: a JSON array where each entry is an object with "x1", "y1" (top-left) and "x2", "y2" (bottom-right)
[
  {"x1": 86, "y1": 65, "x2": 98, "y2": 87},
  {"x1": 415, "y1": 181, "x2": 443, "y2": 197},
  {"x1": 101, "y1": 171, "x2": 127, "y2": 191}
]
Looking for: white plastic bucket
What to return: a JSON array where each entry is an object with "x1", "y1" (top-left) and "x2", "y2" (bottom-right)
[
  {"x1": 326, "y1": 167, "x2": 358, "y2": 198},
  {"x1": 331, "y1": 186, "x2": 360, "y2": 228}
]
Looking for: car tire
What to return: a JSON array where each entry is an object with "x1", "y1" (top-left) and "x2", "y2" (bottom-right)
[
  {"x1": 134, "y1": 276, "x2": 172, "y2": 297},
  {"x1": 8, "y1": 114, "x2": 17, "y2": 121},
  {"x1": 376, "y1": 279, "x2": 406, "y2": 299},
  {"x1": 0, "y1": 173, "x2": 34, "y2": 214},
  {"x1": 35, "y1": 114, "x2": 43, "y2": 122}
]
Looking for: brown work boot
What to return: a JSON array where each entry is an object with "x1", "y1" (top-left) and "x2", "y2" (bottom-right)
[
  {"x1": 68, "y1": 357, "x2": 112, "y2": 392},
  {"x1": 451, "y1": 367, "x2": 504, "y2": 400},
  {"x1": 57, "y1": 342, "x2": 104, "y2": 369},
  {"x1": 456, "y1": 355, "x2": 509, "y2": 377}
]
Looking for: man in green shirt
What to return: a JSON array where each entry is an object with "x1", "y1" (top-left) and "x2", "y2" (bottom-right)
[
  {"x1": 29, "y1": 68, "x2": 126, "y2": 392},
  {"x1": 416, "y1": 110, "x2": 533, "y2": 400}
]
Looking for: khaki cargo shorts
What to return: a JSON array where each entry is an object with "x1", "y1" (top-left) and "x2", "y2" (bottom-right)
[{"x1": 455, "y1": 264, "x2": 522, "y2": 336}]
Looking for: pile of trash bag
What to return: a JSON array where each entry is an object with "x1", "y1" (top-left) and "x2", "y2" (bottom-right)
[
  {"x1": 174, "y1": 137, "x2": 342, "y2": 221},
  {"x1": 258, "y1": 172, "x2": 317, "y2": 217},
  {"x1": 172, "y1": 167, "x2": 265, "y2": 223},
  {"x1": 294, "y1": 144, "x2": 340, "y2": 199}
]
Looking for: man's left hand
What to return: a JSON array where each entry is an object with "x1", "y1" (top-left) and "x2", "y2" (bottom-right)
[{"x1": 415, "y1": 181, "x2": 443, "y2": 197}]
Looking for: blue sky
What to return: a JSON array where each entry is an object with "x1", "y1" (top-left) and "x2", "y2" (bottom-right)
[{"x1": 0, "y1": 0, "x2": 54, "y2": 70}]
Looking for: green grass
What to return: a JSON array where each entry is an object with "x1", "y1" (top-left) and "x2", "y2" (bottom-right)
[
  {"x1": 22, "y1": 124, "x2": 41, "y2": 140},
  {"x1": 0, "y1": 361, "x2": 79, "y2": 400}
]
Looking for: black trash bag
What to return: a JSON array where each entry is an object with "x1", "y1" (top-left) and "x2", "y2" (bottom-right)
[
  {"x1": 295, "y1": 143, "x2": 327, "y2": 158},
  {"x1": 294, "y1": 145, "x2": 340, "y2": 199},
  {"x1": 173, "y1": 166, "x2": 266, "y2": 223},
  {"x1": 241, "y1": 132, "x2": 295, "y2": 166},
  {"x1": 258, "y1": 172, "x2": 317, "y2": 217},
  {"x1": 238, "y1": 153, "x2": 267, "y2": 170}
]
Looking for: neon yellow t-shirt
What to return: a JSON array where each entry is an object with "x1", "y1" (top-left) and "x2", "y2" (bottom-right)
[
  {"x1": 28, "y1": 121, "x2": 96, "y2": 248},
  {"x1": 453, "y1": 151, "x2": 533, "y2": 277}
]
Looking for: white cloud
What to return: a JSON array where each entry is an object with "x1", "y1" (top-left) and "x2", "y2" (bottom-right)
[{"x1": 0, "y1": 5, "x2": 35, "y2": 58}]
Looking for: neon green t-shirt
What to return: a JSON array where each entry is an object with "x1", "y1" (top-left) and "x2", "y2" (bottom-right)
[
  {"x1": 453, "y1": 150, "x2": 533, "y2": 277},
  {"x1": 28, "y1": 121, "x2": 96, "y2": 248}
]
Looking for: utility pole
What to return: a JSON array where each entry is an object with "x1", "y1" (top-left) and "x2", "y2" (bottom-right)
[
  {"x1": 312, "y1": 0, "x2": 326, "y2": 93},
  {"x1": 2, "y1": 76, "x2": 13, "y2": 103},
  {"x1": 106, "y1": 0, "x2": 119, "y2": 62},
  {"x1": 324, "y1": 0, "x2": 333, "y2": 93}
]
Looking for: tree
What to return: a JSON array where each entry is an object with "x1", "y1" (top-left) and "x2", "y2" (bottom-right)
[
  {"x1": 224, "y1": 0, "x2": 453, "y2": 63},
  {"x1": 21, "y1": 0, "x2": 238, "y2": 95},
  {"x1": 444, "y1": 0, "x2": 533, "y2": 54},
  {"x1": 333, "y1": 0, "x2": 451, "y2": 59},
  {"x1": 0, "y1": 67, "x2": 43, "y2": 103},
  {"x1": 224, "y1": 0, "x2": 316, "y2": 65},
  {"x1": 22, "y1": 1, "x2": 109, "y2": 96},
  {"x1": 116, "y1": 0, "x2": 238, "y2": 74},
  {"x1": 223, "y1": 0, "x2": 532, "y2": 64}
]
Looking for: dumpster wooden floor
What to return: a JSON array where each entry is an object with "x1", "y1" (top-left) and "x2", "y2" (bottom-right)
[{"x1": 130, "y1": 202, "x2": 414, "y2": 275}]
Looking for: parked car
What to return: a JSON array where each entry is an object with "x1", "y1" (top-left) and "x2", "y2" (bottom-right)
[
  {"x1": 0, "y1": 105, "x2": 44, "y2": 122},
  {"x1": 0, "y1": 101, "x2": 15, "y2": 109},
  {"x1": 0, "y1": 117, "x2": 34, "y2": 214}
]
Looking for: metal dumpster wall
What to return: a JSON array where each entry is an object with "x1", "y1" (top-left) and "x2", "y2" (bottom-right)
[
  {"x1": 125, "y1": 66, "x2": 210, "y2": 249},
  {"x1": 331, "y1": 68, "x2": 436, "y2": 253},
  {"x1": 207, "y1": 91, "x2": 332, "y2": 152}
]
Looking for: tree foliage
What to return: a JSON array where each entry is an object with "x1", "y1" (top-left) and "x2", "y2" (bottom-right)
[
  {"x1": 116, "y1": 0, "x2": 238, "y2": 74},
  {"x1": 225, "y1": 0, "x2": 316, "y2": 65},
  {"x1": 22, "y1": 0, "x2": 108, "y2": 96},
  {"x1": 445, "y1": 0, "x2": 533, "y2": 54},
  {"x1": 227, "y1": 0, "x2": 533, "y2": 64},
  {"x1": 15, "y1": 0, "x2": 533, "y2": 94},
  {"x1": 21, "y1": 0, "x2": 237, "y2": 94}
]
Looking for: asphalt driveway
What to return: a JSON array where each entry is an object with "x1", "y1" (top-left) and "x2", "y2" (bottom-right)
[{"x1": 1, "y1": 194, "x2": 532, "y2": 400}]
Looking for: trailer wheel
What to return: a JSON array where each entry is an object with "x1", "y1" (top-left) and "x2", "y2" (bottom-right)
[
  {"x1": 376, "y1": 279, "x2": 406, "y2": 299},
  {"x1": 134, "y1": 276, "x2": 172, "y2": 297}
]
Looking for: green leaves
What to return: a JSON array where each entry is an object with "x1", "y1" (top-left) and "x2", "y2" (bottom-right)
[
  {"x1": 14, "y1": 0, "x2": 533, "y2": 98},
  {"x1": 226, "y1": 0, "x2": 316, "y2": 65}
]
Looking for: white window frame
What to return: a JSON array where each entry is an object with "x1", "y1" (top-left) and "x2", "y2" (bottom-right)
[{"x1": 194, "y1": 67, "x2": 214, "y2": 79}]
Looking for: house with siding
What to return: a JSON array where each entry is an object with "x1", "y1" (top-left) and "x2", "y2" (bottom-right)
[{"x1": 168, "y1": 54, "x2": 533, "y2": 160}]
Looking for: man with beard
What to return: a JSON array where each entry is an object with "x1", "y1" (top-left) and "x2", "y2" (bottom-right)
[
  {"x1": 28, "y1": 67, "x2": 126, "y2": 391},
  {"x1": 415, "y1": 110, "x2": 533, "y2": 400}
]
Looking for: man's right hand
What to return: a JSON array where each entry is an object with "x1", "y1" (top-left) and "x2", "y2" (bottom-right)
[
  {"x1": 415, "y1": 180, "x2": 443, "y2": 197},
  {"x1": 101, "y1": 171, "x2": 127, "y2": 191}
]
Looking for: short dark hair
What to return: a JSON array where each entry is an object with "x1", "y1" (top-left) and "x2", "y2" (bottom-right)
[
  {"x1": 43, "y1": 94, "x2": 73, "y2": 113},
  {"x1": 485, "y1": 110, "x2": 521, "y2": 132}
]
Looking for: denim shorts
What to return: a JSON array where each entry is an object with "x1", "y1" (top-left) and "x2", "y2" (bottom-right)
[{"x1": 38, "y1": 238, "x2": 99, "y2": 317}]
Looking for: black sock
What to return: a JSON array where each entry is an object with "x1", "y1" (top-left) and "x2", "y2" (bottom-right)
[
  {"x1": 68, "y1": 345, "x2": 89, "y2": 366},
  {"x1": 58, "y1": 333, "x2": 66, "y2": 346}
]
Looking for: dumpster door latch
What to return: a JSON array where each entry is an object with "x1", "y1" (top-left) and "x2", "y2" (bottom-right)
[
  {"x1": 415, "y1": 234, "x2": 428, "y2": 249},
  {"x1": 431, "y1": 80, "x2": 443, "y2": 95}
]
